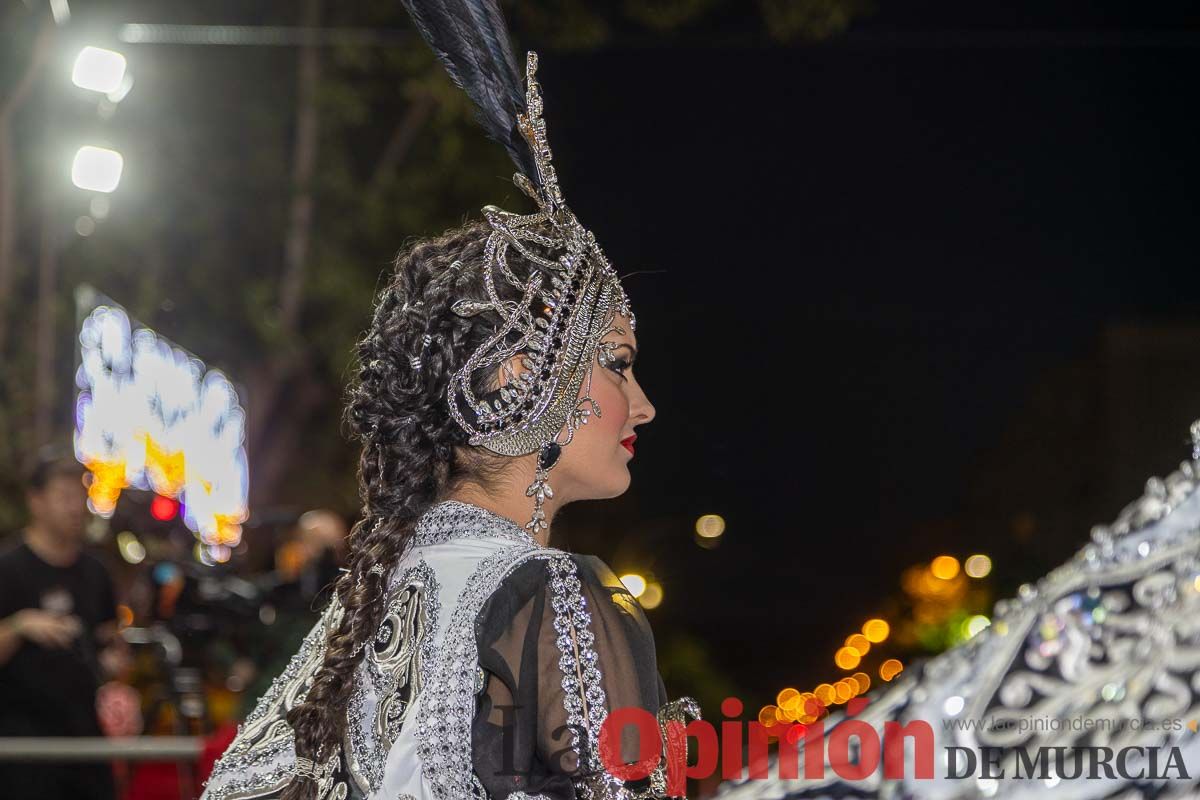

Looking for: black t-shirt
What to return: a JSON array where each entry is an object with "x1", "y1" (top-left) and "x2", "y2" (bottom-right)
[{"x1": 0, "y1": 540, "x2": 117, "y2": 736}]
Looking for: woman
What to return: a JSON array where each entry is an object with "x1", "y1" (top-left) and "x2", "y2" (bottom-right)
[{"x1": 202, "y1": 4, "x2": 696, "y2": 800}]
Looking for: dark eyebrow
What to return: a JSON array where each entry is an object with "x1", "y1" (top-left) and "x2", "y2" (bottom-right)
[{"x1": 609, "y1": 343, "x2": 637, "y2": 363}]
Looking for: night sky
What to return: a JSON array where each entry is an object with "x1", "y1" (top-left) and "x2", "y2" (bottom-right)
[{"x1": 536, "y1": 2, "x2": 1200, "y2": 700}]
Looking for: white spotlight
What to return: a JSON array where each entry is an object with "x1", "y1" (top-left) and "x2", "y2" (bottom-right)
[
  {"x1": 72, "y1": 47, "x2": 127, "y2": 94},
  {"x1": 72, "y1": 147, "x2": 124, "y2": 193}
]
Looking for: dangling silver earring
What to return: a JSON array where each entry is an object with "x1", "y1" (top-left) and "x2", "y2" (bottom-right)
[{"x1": 525, "y1": 441, "x2": 561, "y2": 531}]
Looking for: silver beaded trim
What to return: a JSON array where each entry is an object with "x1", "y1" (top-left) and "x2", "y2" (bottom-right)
[
  {"x1": 416, "y1": 542, "x2": 550, "y2": 800},
  {"x1": 203, "y1": 600, "x2": 348, "y2": 800},
  {"x1": 344, "y1": 560, "x2": 440, "y2": 796},
  {"x1": 410, "y1": 499, "x2": 543, "y2": 548},
  {"x1": 547, "y1": 554, "x2": 607, "y2": 774}
]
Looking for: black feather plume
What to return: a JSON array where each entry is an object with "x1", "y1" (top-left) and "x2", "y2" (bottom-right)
[{"x1": 399, "y1": 0, "x2": 538, "y2": 182}]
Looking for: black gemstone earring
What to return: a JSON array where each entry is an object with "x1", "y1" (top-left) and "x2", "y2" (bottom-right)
[{"x1": 525, "y1": 440, "x2": 561, "y2": 532}]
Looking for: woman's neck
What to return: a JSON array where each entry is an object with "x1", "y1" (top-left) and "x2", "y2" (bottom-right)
[{"x1": 443, "y1": 484, "x2": 557, "y2": 547}]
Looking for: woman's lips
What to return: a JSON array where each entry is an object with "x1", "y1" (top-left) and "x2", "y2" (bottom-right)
[{"x1": 620, "y1": 435, "x2": 637, "y2": 455}]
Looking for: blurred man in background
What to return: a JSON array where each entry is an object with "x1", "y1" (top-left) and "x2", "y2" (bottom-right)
[{"x1": 0, "y1": 448, "x2": 120, "y2": 800}]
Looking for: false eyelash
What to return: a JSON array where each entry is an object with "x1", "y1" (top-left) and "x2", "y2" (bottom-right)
[{"x1": 607, "y1": 358, "x2": 631, "y2": 377}]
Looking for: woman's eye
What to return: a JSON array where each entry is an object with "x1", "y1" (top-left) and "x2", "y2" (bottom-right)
[{"x1": 607, "y1": 358, "x2": 630, "y2": 378}]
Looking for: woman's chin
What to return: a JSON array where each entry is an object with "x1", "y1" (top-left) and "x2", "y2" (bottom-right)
[
  {"x1": 579, "y1": 467, "x2": 632, "y2": 500},
  {"x1": 605, "y1": 465, "x2": 633, "y2": 497}
]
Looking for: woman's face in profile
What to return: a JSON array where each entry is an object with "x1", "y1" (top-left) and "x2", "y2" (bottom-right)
[{"x1": 553, "y1": 312, "x2": 655, "y2": 502}]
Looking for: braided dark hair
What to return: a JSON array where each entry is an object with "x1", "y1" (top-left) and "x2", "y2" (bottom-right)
[{"x1": 281, "y1": 218, "x2": 542, "y2": 799}]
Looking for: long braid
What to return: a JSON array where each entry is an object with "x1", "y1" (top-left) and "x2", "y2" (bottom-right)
[{"x1": 281, "y1": 220, "x2": 542, "y2": 799}]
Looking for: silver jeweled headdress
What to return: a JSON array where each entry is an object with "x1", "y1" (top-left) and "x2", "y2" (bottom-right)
[{"x1": 399, "y1": 1, "x2": 636, "y2": 530}]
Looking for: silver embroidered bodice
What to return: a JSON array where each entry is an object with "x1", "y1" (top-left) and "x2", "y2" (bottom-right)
[
  {"x1": 716, "y1": 431, "x2": 1200, "y2": 799},
  {"x1": 202, "y1": 500, "x2": 686, "y2": 800}
]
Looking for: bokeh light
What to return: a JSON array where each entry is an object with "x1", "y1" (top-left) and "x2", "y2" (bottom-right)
[
  {"x1": 116, "y1": 530, "x2": 145, "y2": 564},
  {"x1": 618, "y1": 573, "x2": 647, "y2": 598},
  {"x1": 965, "y1": 553, "x2": 993, "y2": 578},
  {"x1": 931, "y1": 555, "x2": 960, "y2": 580},
  {"x1": 640, "y1": 581, "x2": 663, "y2": 610},
  {"x1": 845, "y1": 633, "x2": 870, "y2": 656},
  {"x1": 150, "y1": 494, "x2": 179, "y2": 521},
  {"x1": 71, "y1": 146, "x2": 124, "y2": 193},
  {"x1": 695, "y1": 513, "x2": 725, "y2": 538},
  {"x1": 862, "y1": 618, "x2": 890, "y2": 643},
  {"x1": 965, "y1": 614, "x2": 991, "y2": 638},
  {"x1": 75, "y1": 302, "x2": 249, "y2": 550},
  {"x1": 834, "y1": 646, "x2": 861, "y2": 670},
  {"x1": 72, "y1": 46, "x2": 127, "y2": 94}
]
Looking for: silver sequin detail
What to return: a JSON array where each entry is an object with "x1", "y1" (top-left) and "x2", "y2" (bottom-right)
[
  {"x1": 416, "y1": 543, "x2": 553, "y2": 800},
  {"x1": 344, "y1": 560, "x2": 440, "y2": 795},
  {"x1": 547, "y1": 555, "x2": 607, "y2": 775},
  {"x1": 411, "y1": 500, "x2": 542, "y2": 548},
  {"x1": 204, "y1": 601, "x2": 347, "y2": 800}
]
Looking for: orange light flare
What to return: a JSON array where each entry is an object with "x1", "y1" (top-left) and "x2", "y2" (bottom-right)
[
  {"x1": 798, "y1": 692, "x2": 822, "y2": 724},
  {"x1": 862, "y1": 618, "x2": 890, "y2": 643},
  {"x1": 880, "y1": 659, "x2": 904, "y2": 681},
  {"x1": 776, "y1": 688, "x2": 801, "y2": 721},
  {"x1": 834, "y1": 646, "x2": 861, "y2": 670},
  {"x1": 212, "y1": 512, "x2": 247, "y2": 546},
  {"x1": 142, "y1": 434, "x2": 186, "y2": 496},
  {"x1": 758, "y1": 705, "x2": 780, "y2": 729},
  {"x1": 930, "y1": 555, "x2": 960, "y2": 580},
  {"x1": 84, "y1": 458, "x2": 128, "y2": 516},
  {"x1": 845, "y1": 633, "x2": 871, "y2": 657}
]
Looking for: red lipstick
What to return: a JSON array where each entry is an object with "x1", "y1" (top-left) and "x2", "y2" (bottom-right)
[{"x1": 620, "y1": 435, "x2": 637, "y2": 455}]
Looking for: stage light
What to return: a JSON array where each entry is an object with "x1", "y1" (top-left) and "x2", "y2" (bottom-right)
[
  {"x1": 71, "y1": 146, "x2": 124, "y2": 192},
  {"x1": 965, "y1": 553, "x2": 992, "y2": 578},
  {"x1": 880, "y1": 659, "x2": 904, "y2": 681},
  {"x1": 618, "y1": 573, "x2": 647, "y2": 598},
  {"x1": 72, "y1": 47, "x2": 127, "y2": 94},
  {"x1": 851, "y1": 672, "x2": 870, "y2": 693}
]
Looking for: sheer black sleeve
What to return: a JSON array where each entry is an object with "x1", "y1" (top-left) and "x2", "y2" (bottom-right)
[{"x1": 473, "y1": 552, "x2": 691, "y2": 799}]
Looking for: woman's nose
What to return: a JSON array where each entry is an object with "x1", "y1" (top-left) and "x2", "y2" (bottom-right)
[{"x1": 630, "y1": 383, "x2": 656, "y2": 425}]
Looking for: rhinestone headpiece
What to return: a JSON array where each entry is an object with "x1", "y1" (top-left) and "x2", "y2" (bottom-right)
[{"x1": 443, "y1": 53, "x2": 635, "y2": 531}]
